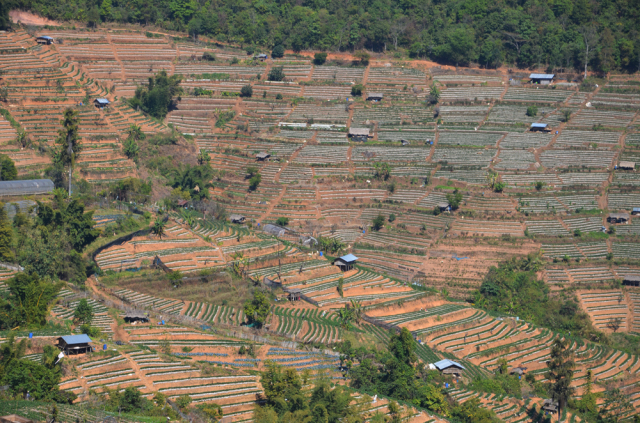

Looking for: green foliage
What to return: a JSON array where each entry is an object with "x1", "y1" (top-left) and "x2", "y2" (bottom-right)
[
  {"x1": 243, "y1": 290, "x2": 270, "y2": 328},
  {"x1": 372, "y1": 214, "x2": 385, "y2": 231},
  {"x1": 351, "y1": 84, "x2": 364, "y2": 96},
  {"x1": 109, "y1": 177, "x2": 152, "y2": 202},
  {"x1": 151, "y1": 219, "x2": 166, "y2": 239},
  {"x1": 314, "y1": 52, "x2": 327, "y2": 65},
  {"x1": 353, "y1": 51, "x2": 370, "y2": 66},
  {"x1": 318, "y1": 236, "x2": 345, "y2": 255},
  {"x1": 0, "y1": 202, "x2": 13, "y2": 262},
  {"x1": 168, "y1": 165, "x2": 213, "y2": 201},
  {"x1": 240, "y1": 84, "x2": 253, "y2": 97},
  {"x1": 493, "y1": 182, "x2": 506, "y2": 192},
  {"x1": 526, "y1": 105, "x2": 538, "y2": 117},
  {"x1": 388, "y1": 213, "x2": 396, "y2": 222},
  {"x1": 337, "y1": 277, "x2": 344, "y2": 297},
  {"x1": 128, "y1": 70, "x2": 183, "y2": 119},
  {"x1": 271, "y1": 45, "x2": 285, "y2": 58},
  {"x1": 197, "y1": 402, "x2": 223, "y2": 421},
  {"x1": 427, "y1": 83, "x2": 440, "y2": 104},
  {"x1": 445, "y1": 190, "x2": 463, "y2": 210},
  {"x1": 373, "y1": 162, "x2": 391, "y2": 181},
  {"x1": 275, "y1": 217, "x2": 289, "y2": 226},
  {"x1": 54, "y1": 108, "x2": 82, "y2": 180},
  {"x1": 469, "y1": 374, "x2": 521, "y2": 399},
  {"x1": 0, "y1": 273, "x2": 62, "y2": 330},
  {"x1": 215, "y1": 110, "x2": 235, "y2": 128},
  {"x1": 249, "y1": 173, "x2": 262, "y2": 191},
  {"x1": 0, "y1": 155, "x2": 17, "y2": 181},
  {"x1": 268, "y1": 66, "x2": 285, "y2": 82},
  {"x1": 546, "y1": 338, "x2": 575, "y2": 417},
  {"x1": 202, "y1": 51, "x2": 216, "y2": 61},
  {"x1": 122, "y1": 137, "x2": 140, "y2": 162},
  {"x1": 534, "y1": 181, "x2": 545, "y2": 190},
  {"x1": 451, "y1": 397, "x2": 499, "y2": 423},
  {"x1": 73, "y1": 299, "x2": 94, "y2": 325},
  {"x1": 176, "y1": 394, "x2": 192, "y2": 410},
  {"x1": 197, "y1": 149, "x2": 211, "y2": 166}
]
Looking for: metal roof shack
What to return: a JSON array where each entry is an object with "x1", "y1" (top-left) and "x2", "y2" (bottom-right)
[
  {"x1": 530, "y1": 73, "x2": 555, "y2": 84},
  {"x1": 530, "y1": 122, "x2": 549, "y2": 132},
  {"x1": 632, "y1": 208, "x2": 640, "y2": 215},
  {"x1": 366, "y1": 93, "x2": 384, "y2": 101},
  {"x1": 94, "y1": 98, "x2": 110, "y2": 108},
  {"x1": 57, "y1": 334, "x2": 92, "y2": 355},
  {"x1": 263, "y1": 224, "x2": 285, "y2": 237},
  {"x1": 348, "y1": 127, "x2": 371, "y2": 142},
  {"x1": 510, "y1": 366, "x2": 527, "y2": 376},
  {"x1": 256, "y1": 152, "x2": 271, "y2": 161},
  {"x1": 619, "y1": 161, "x2": 635, "y2": 170},
  {"x1": 542, "y1": 399, "x2": 559, "y2": 413},
  {"x1": 229, "y1": 214, "x2": 246, "y2": 224},
  {"x1": 36, "y1": 36, "x2": 54, "y2": 45},
  {"x1": 0, "y1": 179, "x2": 54, "y2": 197},
  {"x1": 607, "y1": 212, "x2": 630, "y2": 223},
  {"x1": 334, "y1": 254, "x2": 358, "y2": 271},
  {"x1": 124, "y1": 311, "x2": 149, "y2": 323},
  {"x1": 623, "y1": 275, "x2": 640, "y2": 287},
  {"x1": 433, "y1": 359, "x2": 465, "y2": 375}
]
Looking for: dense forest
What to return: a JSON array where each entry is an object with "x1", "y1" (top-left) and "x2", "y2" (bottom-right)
[{"x1": 2, "y1": 0, "x2": 640, "y2": 73}]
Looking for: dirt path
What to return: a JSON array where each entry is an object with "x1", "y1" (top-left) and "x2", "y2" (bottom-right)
[
  {"x1": 107, "y1": 33, "x2": 126, "y2": 81},
  {"x1": 10, "y1": 10, "x2": 59, "y2": 26},
  {"x1": 259, "y1": 186, "x2": 287, "y2": 222}
]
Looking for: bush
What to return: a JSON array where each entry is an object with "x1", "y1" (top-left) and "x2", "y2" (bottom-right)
[
  {"x1": 249, "y1": 173, "x2": 262, "y2": 191},
  {"x1": 372, "y1": 214, "x2": 385, "y2": 231},
  {"x1": 314, "y1": 52, "x2": 327, "y2": 65},
  {"x1": 276, "y1": 93, "x2": 283, "y2": 100},
  {"x1": 271, "y1": 45, "x2": 285, "y2": 58},
  {"x1": 353, "y1": 51, "x2": 370, "y2": 66},
  {"x1": 202, "y1": 51, "x2": 216, "y2": 61},
  {"x1": 526, "y1": 105, "x2": 538, "y2": 117},
  {"x1": 351, "y1": 84, "x2": 363, "y2": 96},
  {"x1": 240, "y1": 85, "x2": 253, "y2": 97},
  {"x1": 246, "y1": 46, "x2": 255, "y2": 55},
  {"x1": 276, "y1": 217, "x2": 289, "y2": 226},
  {"x1": 388, "y1": 213, "x2": 396, "y2": 222},
  {"x1": 268, "y1": 66, "x2": 285, "y2": 81}
]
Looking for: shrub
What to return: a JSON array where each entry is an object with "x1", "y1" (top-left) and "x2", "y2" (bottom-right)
[
  {"x1": 271, "y1": 45, "x2": 285, "y2": 58},
  {"x1": 388, "y1": 213, "x2": 396, "y2": 222},
  {"x1": 249, "y1": 173, "x2": 262, "y2": 191},
  {"x1": 202, "y1": 51, "x2": 216, "y2": 61},
  {"x1": 526, "y1": 105, "x2": 538, "y2": 117},
  {"x1": 276, "y1": 217, "x2": 289, "y2": 226},
  {"x1": 276, "y1": 93, "x2": 283, "y2": 100},
  {"x1": 353, "y1": 51, "x2": 370, "y2": 66},
  {"x1": 240, "y1": 85, "x2": 253, "y2": 97},
  {"x1": 246, "y1": 46, "x2": 255, "y2": 55},
  {"x1": 268, "y1": 66, "x2": 285, "y2": 81},
  {"x1": 314, "y1": 52, "x2": 327, "y2": 65},
  {"x1": 372, "y1": 214, "x2": 385, "y2": 231},
  {"x1": 351, "y1": 84, "x2": 363, "y2": 96}
]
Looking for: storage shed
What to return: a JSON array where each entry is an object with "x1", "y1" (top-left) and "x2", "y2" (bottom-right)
[
  {"x1": 510, "y1": 366, "x2": 527, "y2": 376},
  {"x1": 36, "y1": 36, "x2": 54, "y2": 45},
  {"x1": 57, "y1": 334, "x2": 92, "y2": 355},
  {"x1": 94, "y1": 98, "x2": 110, "y2": 108},
  {"x1": 256, "y1": 152, "x2": 271, "y2": 161},
  {"x1": 619, "y1": 161, "x2": 635, "y2": 170},
  {"x1": 229, "y1": 214, "x2": 246, "y2": 224},
  {"x1": 0, "y1": 179, "x2": 54, "y2": 197},
  {"x1": 288, "y1": 288, "x2": 301, "y2": 301},
  {"x1": 254, "y1": 53, "x2": 268, "y2": 61},
  {"x1": 607, "y1": 213, "x2": 630, "y2": 223},
  {"x1": 348, "y1": 128, "x2": 371, "y2": 142},
  {"x1": 433, "y1": 359, "x2": 465, "y2": 376},
  {"x1": 334, "y1": 254, "x2": 358, "y2": 271},
  {"x1": 542, "y1": 399, "x2": 559, "y2": 414},
  {"x1": 124, "y1": 311, "x2": 149, "y2": 323},
  {"x1": 366, "y1": 93, "x2": 384, "y2": 101},
  {"x1": 530, "y1": 123, "x2": 549, "y2": 132},
  {"x1": 623, "y1": 275, "x2": 640, "y2": 287},
  {"x1": 530, "y1": 73, "x2": 555, "y2": 84},
  {"x1": 632, "y1": 208, "x2": 640, "y2": 216}
]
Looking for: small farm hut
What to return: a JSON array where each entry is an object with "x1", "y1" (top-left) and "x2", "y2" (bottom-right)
[
  {"x1": 288, "y1": 289, "x2": 301, "y2": 301},
  {"x1": 530, "y1": 123, "x2": 549, "y2": 132},
  {"x1": 0, "y1": 179, "x2": 54, "y2": 197},
  {"x1": 632, "y1": 208, "x2": 640, "y2": 215},
  {"x1": 619, "y1": 161, "x2": 635, "y2": 170},
  {"x1": 254, "y1": 53, "x2": 268, "y2": 61},
  {"x1": 348, "y1": 127, "x2": 371, "y2": 142},
  {"x1": 607, "y1": 213, "x2": 630, "y2": 224},
  {"x1": 529, "y1": 73, "x2": 555, "y2": 84},
  {"x1": 36, "y1": 36, "x2": 54, "y2": 45},
  {"x1": 437, "y1": 202, "x2": 450, "y2": 211},
  {"x1": 229, "y1": 214, "x2": 246, "y2": 224},
  {"x1": 366, "y1": 93, "x2": 384, "y2": 101},
  {"x1": 57, "y1": 334, "x2": 92, "y2": 355},
  {"x1": 623, "y1": 275, "x2": 640, "y2": 287},
  {"x1": 256, "y1": 152, "x2": 271, "y2": 161},
  {"x1": 334, "y1": 254, "x2": 358, "y2": 271},
  {"x1": 510, "y1": 366, "x2": 527, "y2": 376},
  {"x1": 433, "y1": 359, "x2": 465, "y2": 376},
  {"x1": 94, "y1": 98, "x2": 110, "y2": 108},
  {"x1": 124, "y1": 311, "x2": 149, "y2": 323},
  {"x1": 542, "y1": 399, "x2": 559, "y2": 414}
]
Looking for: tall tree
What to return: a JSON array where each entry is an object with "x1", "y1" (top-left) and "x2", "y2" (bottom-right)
[
  {"x1": 578, "y1": 26, "x2": 599, "y2": 78},
  {"x1": 73, "y1": 298, "x2": 94, "y2": 325},
  {"x1": 0, "y1": 202, "x2": 14, "y2": 262},
  {"x1": 546, "y1": 338, "x2": 575, "y2": 421},
  {"x1": 55, "y1": 108, "x2": 82, "y2": 196}
]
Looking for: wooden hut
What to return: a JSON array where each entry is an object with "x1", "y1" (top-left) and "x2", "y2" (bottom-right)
[
  {"x1": 334, "y1": 254, "x2": 358, "y2": 271},
  {"x1": 56, "y1": 334, "x2": 92, "y2": 356},
  {"x1": 433, "y1": 359, "x2": 465, "y2": 376}
]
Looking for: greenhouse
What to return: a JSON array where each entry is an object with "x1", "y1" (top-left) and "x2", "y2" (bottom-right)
[{"x1": 0, "y1": 179, "x2": 54, "y2": 197}]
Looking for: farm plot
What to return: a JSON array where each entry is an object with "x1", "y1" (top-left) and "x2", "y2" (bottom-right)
[
  {"x1": 278, "y1": 165, "x2": 313, "y2": 183},
  {"x1": 591, "y1": 92, "x2": 640, "y2": 109},
  {"x1": 578, "y1": 291, "x2": 629, "y2": 331},
  {"x1": 288, "y1": 103, "x2": 348, "y2": 123},
  {"x1": 417, "y1": 191, "x2": 448, "y2": 208},
  {"x1": 432, "y1": 74, "x2": 502, "y2": 83},
  {"x1": 557, "y1": 195, "x2": 599, "y2": 211},
  {"x1": 316, "y1": 132, "x2": 348, "y2": 143},
  {"x1": 498, "y1": 132, "x2": 552, "y2": 149},
  {"x1": 494, "y1": 149, "x2": 535, "y2": 170},
  {"x1": 318, "y1": 228, "x2": 362, "y2": 242},
  {"x1": 608, "y1": 193, "x2": 640, "y2": 210},
  {"x1": 576, "y1": 242, "x2": 609, "y2": 259},
  {"x1": 352, "y1": 105, "x2": 432, "y2": 125},
  {"x1": 438, "y1": 131, "x2": 502, "y2": 147},
  {"x1": 462, "y1": 196, "x2": 516, "y2": 213},
  {"x1": 539, "y1": 149, "x2": 616, "y2": 169},
  {"x1": 451, "y1": 219, "x2": 523, "y2": 236},
  {"x1": 248, "y1": 259, "x2": 331, "y2": 279},
  {"x1": 396, "y1": 213, "x2": 450, "y2": 230},
  {"x1": 377, "y1": 131, "x2": 435, "y2": 142},
  {"x1": 313, "y1": 167, "x2": 351, "y2": 177},
  {"x1": 352, "y1": 147, "x2": 428, "y2": 163},
  {"x1": 615, "y1": 219, "x2": 640, "y2": 235},
  {"x1": 247, "y1": 141, "x2": 300, "y2": 158},
  {"x1": 558, "y1": 172, "x2": 610, "y2": 187},
  {"x1": 502, "y1": 88, "x2": 571, "y2": 103},
  {"x1": 438, "y1": 106, "x2": 489, "y2": 124},
  {"x1": 367, "y1": 67, "x2": 426, "y2": 85},
  {"x1": 487, "y1": 105, "x2": 556, "y2": 127},
  {"x1": 302, "y1": 86, "x2": 352, "y2": 100},
  {"x1": 294, "y1": 145, "x2": 349, "y2": 164},
  {"x1": 439, "y1": 87, "x2": 505, "y2": 101},
  {"x1": 319, "y1": 188, "x2": 387, "y2": 201},
  {"x1": 541, "y1": 243, "x2": 583, "y2": 259},
  {"x1": 311, "y1": 66, "x2": 365, "y2": 82},
  {"x1": 568, "y1": 267, "x2": 617, "y2": 283},
  {"x1": 612, "y1": 242, "x2": 640, "y2": 259},
  {"x1": 431, "y1": 148, "x2": 496, "y2": 166},
  {"x1": 569, "y1": 109, "x2": 636, "y2": 128},
  {"x1": 518, "y1": 195, "x2": 566, "y2": 213},
  {"x1": 525, "y1": 220, "x2": 570, "y2": 236},
  {"x1": 433, "y1": 169, "x2": 487, "y2": 185},
  {"x1": 360, "y1": 231, "x2": 431, "y2": 251},
  {"x1": 114, "y1": 289, "x2": 185, "y2": 314},
  {"x1": 545, "y1": 269, "x2": 571, "y2": 284},
  {"x1": 271, "y1": 306, "x2": 342, "y2": 343},
  {"x1": 613, "y1": 172, "x2": 640, "y2": 186},
  {"x1": 555, "y1": 130, "x2": 621, "y2": 147},
  {"x1": 388, "y1": 189, "x2": 425, "y2": 203}
]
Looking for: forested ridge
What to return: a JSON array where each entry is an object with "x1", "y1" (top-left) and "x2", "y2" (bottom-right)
[{"x1": 3, "y1": 0, "x2": 640, "y2": 73}]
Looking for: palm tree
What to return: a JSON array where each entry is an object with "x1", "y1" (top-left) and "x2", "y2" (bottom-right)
[
  {"x1": 337, "y1": 308, "x2": 353, "y2": 329},
  {"x1": 126, "y1": 124, "x2": 145, "y2": 141},
  {"x1": 350, "y1": 300, "x2": 363, "y2": 324},
  {"x1": 151, "y1": 219, "x2": 166, "y2": 239}
]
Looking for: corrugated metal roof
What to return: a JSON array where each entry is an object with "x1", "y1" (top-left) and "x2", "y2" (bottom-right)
[
  {"x1": 530, "y1": 73, "x2": 555, "y2": 79},
  {"x1": 0, "y1": 179, "x2": 54, "y2": 196},
  {"x1": 530, "y1": 123, "x2": 548, "y2": 128},
  {"x1": 339, "y1": 254, "x2": 358, "y2": 263},
  {"x1": 95, "y1": 98, "x2": 110, "y2": 104},
  {"x1": 433, "y1": 359, "x2": 465, "y2": 370},
  {"x1": 37, "y1": 36, "x2": 54, "y2": 40},
  {"x1": 59, "y1": 334, "x2": 92, "y2": 345},
  {"x1": 349, "y1": 128, "x2": 370, "y2": 136}
]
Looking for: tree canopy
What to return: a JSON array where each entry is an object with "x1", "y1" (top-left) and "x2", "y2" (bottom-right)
[{"x1": 128, "y1": 70, "x2": 183, "y2": 119}]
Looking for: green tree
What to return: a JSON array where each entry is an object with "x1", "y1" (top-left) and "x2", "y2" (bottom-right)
[
  {"x1": 526, "y1": 105, "x2": 538, "y2": 117},
  {"x1": 152, "y1": 218, "x2": 166, "y2": 239},
  {"x1": 240, "y1": 84, "x2": 253, "y2": 97},
  {"x1": 244, "y1": 290, "x2": 270, "y2": 328},
  {"x1": 99, "y1": 0, "x2": 112, "y2": 21},
  {"x1": 0, "y1": 273, "x2": 62, "y2": 329},
  {"x1": 372, "y1": 214, "x2": 385, "y2": 231},
  {"x1": 275, "y1": 217, "x2": 289, "y2": 226},
  {"x1": 122, "y1": 137, "x2": 140, "y2": 162},
  {"x1": 268, "y1": 66, "x2": 285, "y2": 81},
  {"x1": 73, "y1": 298, "x2": 94, "y2": 325},
  {"x1": 351, "y1": 84, "x2": 363, "y2": 96},
  {"x1": 445, "y1": 190, "x2": 463, "y2": 210},
  {"x1": 197, "y1": 149, "x2": 211, "y2": 166},
  {"x1": 373, "y1": 162, "x2": 391, "y2": 181},
  {"x1": 597, "y1": 388, "x2": 633, "y2": 423},
  {"x1": 314, "y1": 52, "x2": 327, "y2": 65},
  {"x1": 55, "y1": 108, "x2": 82, "y2": 195},
  {"x1": 249, "y1": 173, "x2": 262, "y2": 191},
  {"x1": 546, "y1": 338, "x2": 575, "y2": 419},
  {"x1": 428, "y1": 83, "x2": 440, "y2": 104},
  {"x1": 0, "y1": 202, "x2": 13, "y2": 262},
  {"x1": 0, "y1": 155, "x2": 17, "y2": 181},
  {"x1": 271, "y1": 45, "x2": 285, "y2": 58},
  {"x1": 337, "y1": 277, "x2": 344, "y2": 297},
  {"x1": 353, "y1": 51, "x2": 370, "y2": 66},
  {"x1": 128, "y1": 70, "x2": 183, "y2": 119},
  {"x1": 176, "y1": 394, "x2": 192, "y2": 410}
]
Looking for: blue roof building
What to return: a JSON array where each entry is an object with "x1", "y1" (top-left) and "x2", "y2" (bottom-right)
[
  {"x1": 335, "y1": 254, "x2": 358, "y2": 271},
  {"x1": 57, "y1": 334, "x2": 93, "y2": 355},
  {"x1": 530, "y1": 122, "x2": 549, "y2": 132},
  {"x1": 36, "y1": 36, "x2": 55, "y2": 44},
  {"x1": 433, "y1": 359, "x2": 465, "y2": 374},
  {"x1": 530, "y1": 73, "x2": 555, "y2": 84},
  {"x1": 94, "y1": 98, "x2": 110, "y2": 108}
]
